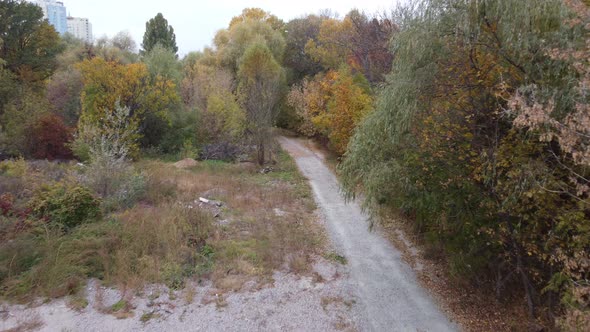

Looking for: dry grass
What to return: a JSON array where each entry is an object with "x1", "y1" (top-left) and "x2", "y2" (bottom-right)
[
  {"x1": 139, "y1": 148, "x2": 324, "y2": 293},
  {"x1": 0, "y1": 144, "x2": 323, "y2": 304}
]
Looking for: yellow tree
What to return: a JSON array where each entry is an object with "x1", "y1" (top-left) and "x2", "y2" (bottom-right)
[
  {"x1": 76, "y1": 57, "x2": 179, "y2": 150},
  {"x1": 237, "y1": 42, "x2": 285, "y2": 164}
]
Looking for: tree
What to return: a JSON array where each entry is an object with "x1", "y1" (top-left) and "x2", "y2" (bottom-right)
[
  {"x1": 304, "y1": 11, "x2": 395, "y2": 83},
  {"x1": 143, "y1": 44, "x2": 181, "y2": 83},
  {"x1": 340, "y1": 0, "x2": 589, "y2": 324},
  {"x1": 76, "y1": 58, "x2": 180, "y2": 150},
  {"x1": 237, "y1": 42, "x2": 285, "y2": 164},
  {"x1": 141, "y1": 13, "x2": 178, "y2": 55},
  {"x1": 0, "y1": 0, "x2": 63, "y2": 84},
  {"x1": 287, "y1": 67, "x2": 372, "y2": 154},
  {"x1": 46, "y1": 68, "x2": 84, "y2": 126},
  {"x1": 284, "y1": 15, "x2": 325, "y2": 82},
  {"x1": 229, "y1": 8, "x2": 284, "y2": 31},
  {"x1": 27, "y1": 113, "x2": 73, "y2": 160},
  {"x1": 215, "y1": 20, "x2": 285, "y2": 73}
]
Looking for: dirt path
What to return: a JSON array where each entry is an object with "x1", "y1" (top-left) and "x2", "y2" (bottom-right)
[{"x1": 279, "y1": 136, "x2": 457, "y2": 332}]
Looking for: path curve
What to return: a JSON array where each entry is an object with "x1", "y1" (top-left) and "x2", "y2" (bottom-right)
[{"x1": 279, "y1": 136, "x2": 457, "y2": 332}]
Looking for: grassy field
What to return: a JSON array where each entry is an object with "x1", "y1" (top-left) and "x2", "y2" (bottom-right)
[{"x1": 0, "y1": 146, "x2": 324, "y2": 306}]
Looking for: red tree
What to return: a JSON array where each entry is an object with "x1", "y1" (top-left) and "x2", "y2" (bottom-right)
[{"x1": 28, "y1": 113, "x2": 74, "y2": 160}]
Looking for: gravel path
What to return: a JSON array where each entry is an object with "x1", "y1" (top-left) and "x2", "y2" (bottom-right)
[{"x1": 278, "y1": 136, "x2": 457, "y2": 332}]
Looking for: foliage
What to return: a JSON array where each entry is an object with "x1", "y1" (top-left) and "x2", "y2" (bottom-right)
[
  {"x1": 229, "y1": 8, "x2": 284, "y2": 31},
  {"x1": 46, "y1": 68, "x2": 83, "y2": 126},
  {"x1": 283, "y1": 15, "x2": 325, "y2": 82},
  {"x1": 237, "y1": 42, "x2": 285, "y2": 164},
  {"x1": 288, "y1": 66, "x2": 373, "y2": 154},
  {"x1": 304, "y1": 10, "x2": 395, "y2": 83},
  {"x1": 340, "y1": 0, "x2": 589, "y2": 324},
  {"x1": 0, "y1": 0, "x2": 63, "y2": 85},
  {"x1": 143, "y1": 44, "x2": 182, "y2": 83},
  {"x1": 215, "y1": 19, "x2": 286, "y2": 73},
  {"x1": 93, "y1": 32, "x2": 139, "y2": 64},
  {"x1": 142, "y1": 13, "x2": 178, "y2": 55},
  {"x1": 76, "y1": 57, "x2": 180, "y2": 148},
  {"x1": 0, "y1": 90, "x2": 50, "y2": 157},
  {"x1": 27, "y1": 113, "x2": 73, "y2": 160},
  {"x1": 30, "y1": 183, "x2": 101, "y2": 230}
]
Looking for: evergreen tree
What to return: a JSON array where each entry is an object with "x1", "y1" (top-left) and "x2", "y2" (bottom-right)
[{"x1": 141, "y1": 13, "x2": 178, "y2": 55}]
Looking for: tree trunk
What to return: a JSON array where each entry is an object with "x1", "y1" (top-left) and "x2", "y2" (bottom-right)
[{"x1": 257, "y1": 142, "x2": 265, "y2": 165}]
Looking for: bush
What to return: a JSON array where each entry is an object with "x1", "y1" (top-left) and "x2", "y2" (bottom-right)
[
  {"x1": 27, "y1": 113, "x2": 73, "y2": 160},
  {"x1": 30, "y1": 183, "x2": 101, "y2": 229},
  {"x1": 199, "y1": 141, "x2": 243, "y2": 162}
]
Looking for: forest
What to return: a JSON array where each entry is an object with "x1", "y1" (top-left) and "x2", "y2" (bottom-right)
[{"x1": 0, "y1": 0, "x2": 589, "y2": 330}]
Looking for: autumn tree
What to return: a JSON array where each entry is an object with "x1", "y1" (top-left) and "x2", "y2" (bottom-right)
[
  {"x1": 142, "y1": 13, "x2": 178, "y2": 55},
  {"x1": 27, "y1": 113, "x2": 73, "y2": 160},
  {"x1": 288, "y1": 66, "x2": 372, "y2": 154},
  {"x1": 215, "y1": 19, "x2": 285, "y2": 73},
  {"x1": 229, "y1": 8, "x2": 284, "y2": 31},
  {"x1": 237, "y1": 42, "x2": 285, "y2": 164},
  {"x1": 340, "y1": 0, "x2": 589, "y2": 325},
  {"x1": 76, "y1": 58, "x2": 180, "y2": 151},
  {"x1": 0, "y1": 0, "x2": 63, "y2": 85},
  {"x1": 304, "y1": 10, "x2": 394, "y2": 83},
  {"x1": 284, "y1": 15, "x2": 325, "y2": 82}
]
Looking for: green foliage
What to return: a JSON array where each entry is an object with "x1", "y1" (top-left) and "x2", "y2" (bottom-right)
[
  {"x1": 142, "y1": 13, "x2": 178, "y2": 55},
  {"x1": 30, "y1": 183, "x2": 101, "y2": 230},
  {"x1": 237, "y1": 41, "x2": 286, "y2": 164},
  {"x1": 0, "y1": 90, "x2": 51, "y2": 157},
  {"x1": 0, "y1": 0, "x2": 63, "y2": 84},
  {"x1": 340, "y1": 0, "x2": 589, "y2": 322},
  {"x1": 216, "y1": 19, "x2": 286, "y2": 72},
  {"x1": 143, "y1": 44, "x2": 182, "y2": 83}
]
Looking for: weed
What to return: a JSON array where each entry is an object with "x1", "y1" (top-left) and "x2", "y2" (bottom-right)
[
  {"x1": 324, "y1": 252, "x2": 347, "y2": 265},
  {"x1": 67, "y1": 295, "x2": 89, "y2": 311},
  {"x1": 110, "y1": 299, "x2": 128, "y2": 312},
  {"x1": 140, "y1": 310, "x2": 160, "y2": 323}
]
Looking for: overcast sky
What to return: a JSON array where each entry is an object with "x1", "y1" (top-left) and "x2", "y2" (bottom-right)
[{"x1": 61, "y1": 0, "x2": 400, "y2": 56}]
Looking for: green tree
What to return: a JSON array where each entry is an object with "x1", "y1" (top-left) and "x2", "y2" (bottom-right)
[
  {"x1": 141, "y1": 13, "x2": 178, "y2": 55},
  {"x1": 0, "y1": 0, "x2": 63, "y2": 84},
  {"x1": 215, "y1": 20, "x2": 285, "y2": 73},
  {"x1": 143, "y1": 44, "x2": 182, "y2": 83},
  {"x1": 237, "y1": 42, "x2": 285, "y2": 165}
]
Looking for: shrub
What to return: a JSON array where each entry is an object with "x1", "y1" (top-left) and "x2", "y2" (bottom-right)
[
  {"x1": 30, "y1": 183, "x2": 101, "y2": 229},
  {"x1": 27, "y1": 113, "x2": 73, "y2": 160}
]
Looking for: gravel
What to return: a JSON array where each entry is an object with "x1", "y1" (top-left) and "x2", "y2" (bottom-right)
[
  {"x1": 0, "y1": 259, "x2": 361, "y2": 332},
  {"x1": 278, "y1": 136, "x2": 457, "y2": 332}
]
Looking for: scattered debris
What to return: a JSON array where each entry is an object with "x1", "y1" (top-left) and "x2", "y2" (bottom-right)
[
  {"x1": 199, "y1": 197, "x2": 223, "y2": 207},
  {"x1": 259, "y1": 166, "x2": 274, "y2": 174},
  {"x1": 174, "y1": 158, "x2": 198, "y2": 169}
]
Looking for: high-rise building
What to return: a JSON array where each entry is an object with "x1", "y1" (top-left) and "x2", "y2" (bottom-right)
[
  {"x1": 67, "y1": 17, "x2": 93, "y2": 43},
  {"x1": 31, "y1": 0, "x2": 68, "y2": 35}
]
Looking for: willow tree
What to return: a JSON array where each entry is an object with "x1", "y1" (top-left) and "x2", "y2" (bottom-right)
[
  {"x1": 237, "y1": 42, "x2": 285, "y2": 165},
  {"x1": 340, "y1": 0, "x2": 589, "y2": 323}
]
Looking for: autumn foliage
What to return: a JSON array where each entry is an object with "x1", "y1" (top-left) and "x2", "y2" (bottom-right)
[{"x1": 27, "y1": 113, "x2": 73, "y2": 160}]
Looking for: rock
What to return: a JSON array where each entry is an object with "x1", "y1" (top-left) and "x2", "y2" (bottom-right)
[
  {"x1": 174, "y1": 158, "x2": 198, "y2": 169},
  {"x1": 273, "y1": 208, "x2": 287, "y2": 217}
]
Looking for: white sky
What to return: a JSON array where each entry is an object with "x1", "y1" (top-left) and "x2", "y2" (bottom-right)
[{"x1": 62, "y1": 0, "x2": 400, "y2": 56}]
